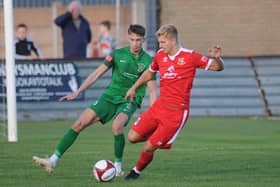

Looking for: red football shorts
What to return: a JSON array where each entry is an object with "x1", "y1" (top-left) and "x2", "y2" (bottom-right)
[{"x1": 131, "y1": 99, "x2": 189, "y2": 149}]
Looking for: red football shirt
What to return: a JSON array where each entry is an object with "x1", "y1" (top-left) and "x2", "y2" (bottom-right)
[{"x1": 149, "y1": 47, "x2": 212, "y2": 109}]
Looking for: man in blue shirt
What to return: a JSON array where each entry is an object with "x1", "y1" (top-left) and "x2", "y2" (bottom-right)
[{"x1": 55, "y1": 1, "x2": 92, "y2": 58}]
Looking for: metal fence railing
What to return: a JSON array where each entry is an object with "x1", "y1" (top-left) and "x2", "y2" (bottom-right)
[{"x1": 13, "y1": 0, "x2": 132, "y2": 8}]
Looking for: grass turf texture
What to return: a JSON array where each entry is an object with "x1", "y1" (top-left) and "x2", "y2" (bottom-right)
[{"x1": 0, "y1": 117, "x2": 279, "y2": 187}]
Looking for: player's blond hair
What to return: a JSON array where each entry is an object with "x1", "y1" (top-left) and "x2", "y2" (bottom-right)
[{"x1": 156, "y1": 24, "x2": 178, "y2": 42}]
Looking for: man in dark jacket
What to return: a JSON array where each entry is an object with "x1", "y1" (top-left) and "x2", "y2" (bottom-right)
[{"x1": 55, "y1": 1, "x2": 92, "y2": 58}]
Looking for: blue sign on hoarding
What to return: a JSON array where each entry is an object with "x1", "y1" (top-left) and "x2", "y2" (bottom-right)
[{"x1": 0, "y1": 61, "x2": 84, "y2": 101}]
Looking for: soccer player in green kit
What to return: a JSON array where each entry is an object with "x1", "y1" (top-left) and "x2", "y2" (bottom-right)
[{"x1": 32, "y1": 24, "x2": 157, "y2": 176}]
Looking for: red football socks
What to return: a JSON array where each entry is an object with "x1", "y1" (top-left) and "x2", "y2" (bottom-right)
[{"x1": 135, "y1": 151, "x2": 154, "y2": 172}]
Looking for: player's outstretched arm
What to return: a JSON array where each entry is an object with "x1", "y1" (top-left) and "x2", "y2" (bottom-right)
[
  {"x1": 146, "y1": 80, "x2": 157, "y2": 105},
  {"x1": 59, "y1": 91, "x2": 80, "y2": 102},
  {"x1": 125, "y1": 69, "x2": 156, "y2": 101},
  {"x1": 208, "y1": 45, "x2": 224, "y2": 71},
  {"x1": 59, "y1": 64, "x2": 109, "y2": 102}
]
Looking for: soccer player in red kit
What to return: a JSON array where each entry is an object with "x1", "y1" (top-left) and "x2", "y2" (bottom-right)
[{"x1": 124, "y1": 24, "x2": 224, "y2": 180}]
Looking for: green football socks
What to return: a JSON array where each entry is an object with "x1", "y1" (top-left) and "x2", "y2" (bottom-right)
[
  {"x1": 114, "y1": 134, "x2": 125, "y2": 162},
  {"x1": 54, "y1": 128, "x2": 79, "y2": 158},
  {"x1": 53, "y1": 130, "x2": 125, "y2": 163}
]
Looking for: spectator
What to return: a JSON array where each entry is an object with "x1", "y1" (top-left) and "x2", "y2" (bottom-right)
[
  {"x1": 15, "y1": 23, "x2": 43, "y2": 60},
  {"x1": 55, "y1": 1, "x2": 92, "y2": 58},
  {"x1": 91, "y1": 20, "x2": 116, "y2": 58}
]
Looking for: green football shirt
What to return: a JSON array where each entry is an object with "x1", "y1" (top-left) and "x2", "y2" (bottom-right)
[{"x1": 102, "y1": 46, "x2": 152, "y2": 107}]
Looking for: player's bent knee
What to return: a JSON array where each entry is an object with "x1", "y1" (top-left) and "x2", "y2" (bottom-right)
[
  {"x1": 111, "y1": 125, "x2": 123, "y2": 135},
  {"x1": 72, "y1": 122, "x2": 84, "y2": 132},
  {"x1": 127, "y1": 130, "x2": 142, "y2": 143},
  {"x1": 127, "y1": 135, "x2": 137, "y2": 143},
  {"x1": 142, "y1": 141, "x2": 157, "y2": 152},
  {"x1": 72, "y1": 120, "x2": 91, "y2": 132},
  {"x1": 72, "y1": 109, "x2": 98, "y2": 132}
]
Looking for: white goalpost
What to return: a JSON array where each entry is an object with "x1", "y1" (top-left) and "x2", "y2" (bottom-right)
[{"x1": 3, "y1": 0, "x2": 18, "y2": 142}]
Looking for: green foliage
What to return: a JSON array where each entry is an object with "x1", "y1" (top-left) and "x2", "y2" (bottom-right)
[{"x1": 0, "y1": 117, "x2": 279, "y2": 187}]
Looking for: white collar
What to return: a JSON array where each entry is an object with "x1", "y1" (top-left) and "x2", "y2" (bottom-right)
[{"x1": 168, "y1": 47, "x2": 182, "y2": 61}]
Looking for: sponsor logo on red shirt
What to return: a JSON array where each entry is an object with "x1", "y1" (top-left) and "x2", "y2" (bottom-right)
[
  {"x1": 177, "y1": 57, "x2": 186, "y2": 65},
  {"x1": 162, "y1": 65, "x2": 177, "y2": 79}
]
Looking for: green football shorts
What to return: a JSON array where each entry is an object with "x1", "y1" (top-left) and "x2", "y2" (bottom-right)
[{"x1": 89, "y1": 95, "x2": 137, "y2": 125}]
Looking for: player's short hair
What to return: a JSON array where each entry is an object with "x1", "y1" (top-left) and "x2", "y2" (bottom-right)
[
  {"x1": 128, "y1": 24, "x2": 146, "y2": 37},
  {"x1": 16, "y1": 23, "x2": 28, "y2": 30},
  {"x1": 100, "y1": 20, "x2": 111, "y2": 30},
  {"x1": 156, "y1": 24, "x2": 178, "y2": 42}
]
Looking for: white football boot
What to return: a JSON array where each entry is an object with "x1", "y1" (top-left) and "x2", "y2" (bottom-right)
[
  {"x1": 114, "y1": 162, "x2": 124, "y2": 176},
  {"x1": 32, "y1": 156, "x2": 55, "y2": 173}
]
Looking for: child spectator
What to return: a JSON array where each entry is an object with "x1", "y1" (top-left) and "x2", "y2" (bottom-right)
[
  {"x1": 15, "y1": 23, "x2": 43, "y2": 60},
  {"x1": 91, "y1": 20, "x2": 116, "y2": 58}
]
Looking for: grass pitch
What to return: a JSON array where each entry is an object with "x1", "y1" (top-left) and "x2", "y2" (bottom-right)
[{"x1": 0, "y1": 117, "x2": 279, "y2": 187}]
